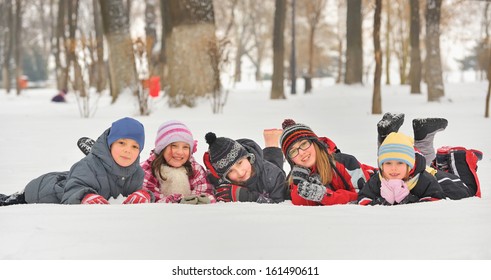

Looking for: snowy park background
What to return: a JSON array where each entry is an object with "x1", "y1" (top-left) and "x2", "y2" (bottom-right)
[{"x1": 1, "y1": 74, "x2": 490, "y2": 278}]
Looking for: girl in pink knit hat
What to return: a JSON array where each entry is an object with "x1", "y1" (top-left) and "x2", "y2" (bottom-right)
[{"x1": 140, "y1": 120, "x2": 216, "y2": 204}]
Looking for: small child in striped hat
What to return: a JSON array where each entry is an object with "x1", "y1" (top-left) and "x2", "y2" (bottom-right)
[{"x1": 358, "y1": 131, "x2": 481, "y2": 205}]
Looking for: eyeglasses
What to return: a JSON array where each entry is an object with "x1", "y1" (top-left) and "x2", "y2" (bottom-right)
[{"x1": 288, "y1": 140, "x2": 312, "y2": 158}]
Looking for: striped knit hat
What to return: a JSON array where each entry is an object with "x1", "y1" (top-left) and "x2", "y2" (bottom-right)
[
  {"x1": 378, "y1": 132, "x2": 415, "y2": 169},
  {"x1": 280, "y1": 119, "x2": 319, "y2": 158},
  {"x1": 154, "y1": 120, "x2": 197, "y2": 155}
]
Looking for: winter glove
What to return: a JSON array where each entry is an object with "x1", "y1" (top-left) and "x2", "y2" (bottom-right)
[
  {"x1": 392, "y1": 180, "x2": 410, "y2": 204},
  {"x1": 160, "y1": 193, "x2": 183, "y2": 203},
  {"x1": 380, "y1": 179, "x2": 410, "y2": 205},
  {"x1": 308, "y1": 173, "x2": 323, "y2": 185},
  {"x1": 180, "y1": 194, "x2": 212, "y2": 205},
  {"x1": 292, "y1": 165, "x2": 323, "y2": 185},
  {"x1": 296, "y1": 181, "x2": 327, "y2": 202},
  {"x1": 291, "y1": 165, "x2": 310, "y2": 185},
  {"x1": 123, "y1": 190, "x2": 153, "y2": 204},
  {"x1": 81, "y1": 193, "x2": 109, "y2": 205},
  {"x1": 215, "y1": 184, "x2": 243, "y2": 202},
  {"x1": 380, "y1": 179, "x2": 396, "y2": 205}
]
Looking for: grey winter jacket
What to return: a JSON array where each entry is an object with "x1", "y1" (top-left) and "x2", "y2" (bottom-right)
[{"x1": 24, "y1": 129, "x2": 144, "y2": 204}]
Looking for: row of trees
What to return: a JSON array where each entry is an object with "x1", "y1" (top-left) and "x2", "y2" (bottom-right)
[{"x1": 1, "y1": 0, "x2": 490, "y2": 117}]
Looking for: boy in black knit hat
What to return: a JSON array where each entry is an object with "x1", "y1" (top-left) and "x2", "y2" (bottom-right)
[{"x1": 203, "y1": 130, "x2": 287, "y2": 203}]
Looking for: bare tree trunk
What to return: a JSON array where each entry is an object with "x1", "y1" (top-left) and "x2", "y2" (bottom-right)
[
  {"x1": 99, "y1": 0, "x2": 140, "y2": 104},
  {"x1": 166, "y1": 0, "x2": 220, "y2": 108},
  {"x1": 55, "y1": 0, "x2": 68, "y2": 91},
  {"x1": 303, "y1": 0, "x2": 325, "y2": 93},
  {"x1": 271, "y1": 0, "x2": 286, "y2": 99},
  {"x1": 234, "y1": 42, "x2": 243, "y2": 83},
  {"x1": 396, "y1": 2, "x2": 409, "y2": 85},
  {"x1": 345, "y1": 0, "x2": 363, "y2": 84},
  {"x1": 372, "y1": 0, "x2": 382, "y2": 115},
  {"x1": 14, "y1": 0, "x2": 23, "y2": 95},
  {"x1": 409, "y1": 0, "x2": 421, "y2": 94},
  {"x1": 2, "y1": 0, "x2": 14, "y2": 94},
  {"x1": 65, "y1": 0, "x2": 78, "y2": 91},
  {"x1": 145, "y1": 0, "x2": 157, "y2": 76},
  {"x1": 290, "y1": 0, "x2": 296, "y2": 94},
  {"x1": 486, "y1": 41, "x2": 491, "y2": 118},
  {"x1": 93, "y1": 0, "x2": 106, "y2": 93},
  {"x1": 159, "y1": 0, "x2": 171, "y2": 90},
  {"x1": 335, "y1": 0, "x2": 345, "y2": 84},
  {"x1": 305, "y1": 25, "x2": 315, "y2": 93},
  {"x1": 425, "y1": 0, "x2": 444, "y2": 102},
  {"x1": 384, "y1": 0, "x2": 391, "y2": 85}
]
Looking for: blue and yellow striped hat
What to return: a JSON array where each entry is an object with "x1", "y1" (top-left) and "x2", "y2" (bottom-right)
[{"x1": 378, "y1": 132, "x2": 415, "y2": 169}]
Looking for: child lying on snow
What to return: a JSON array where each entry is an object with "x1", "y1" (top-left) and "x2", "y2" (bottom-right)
[{"x1": 1, "y1": 117, "x2": 153, "y2": 206}]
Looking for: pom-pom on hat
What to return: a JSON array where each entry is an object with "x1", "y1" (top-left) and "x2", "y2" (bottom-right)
[
  {"x1": 204, "y1": 132, "x2": 251, "y2": 179},
  {"x1": 107, "y1": 117, "x2": 145, "y2": 152},
  {"x1": 280, "y1": 119, "x2": 319, "y2": 157},
  {"x1": 378, "y1": 132, "x2": 415, "y2": 169},
  {"x1": 154, "y1": 120, "x2": 197, "y2": 155}
]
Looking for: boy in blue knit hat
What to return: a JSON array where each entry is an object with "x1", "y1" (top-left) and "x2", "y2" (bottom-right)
[{"x1": 1, "y1": 117, "x2": 153, "y2": 206}]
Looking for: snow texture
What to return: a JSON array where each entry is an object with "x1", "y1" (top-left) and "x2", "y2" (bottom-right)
[{"x1": 1, "y1": 77, "x2": 490, "y2": 279}]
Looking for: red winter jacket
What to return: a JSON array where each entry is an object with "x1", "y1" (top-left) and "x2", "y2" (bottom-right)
[{"x1": 289, "y1": 137, "x2": 375, "y2": 206}]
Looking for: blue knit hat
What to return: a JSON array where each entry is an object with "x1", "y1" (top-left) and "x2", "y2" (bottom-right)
[{"x1": 107, "y1": 117, "x2": 145, "y2": 152}]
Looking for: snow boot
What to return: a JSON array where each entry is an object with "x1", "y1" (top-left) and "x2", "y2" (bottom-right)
[
  {"x1": 377, "y1": 112, "x2": 405, "y2": 146},
  {"x1": 77, "y1": 137, "x2": 95, "y2": 156},
  {"x1": 0, "y1": 192, "x2": 27, "y2": 206},
  {"x1": 435, "y1": 146, "x2": 482, "y2": 197},
  {"x1": 413, "y1": 118, "x2": 448, "y2": 164}
]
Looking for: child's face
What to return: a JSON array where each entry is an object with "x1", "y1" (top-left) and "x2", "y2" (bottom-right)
[
  {"x1": 110, "y1": 138, "x2": 140, "y2": 167},
  {"x1": 381, "y1": 160, "x2": 408, "y2": 180},
  {"x1": 226, "y1": 157, "x2": 252, "y2": 185},
  {"x1": 163, "y1": 141, "x2": 191, "y2": 168},
  {"x1": 289, "y1": 140, "x2": 316, "y2": 168}
]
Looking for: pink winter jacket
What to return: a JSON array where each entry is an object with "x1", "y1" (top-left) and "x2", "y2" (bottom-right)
[{"x1": 140, "y1": 153, "x2": 216, "y2": 203}]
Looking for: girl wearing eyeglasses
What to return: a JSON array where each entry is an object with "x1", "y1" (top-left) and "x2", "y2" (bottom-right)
[{"x1": 280, "y1": 119, "x2": 376, "y2": 206}]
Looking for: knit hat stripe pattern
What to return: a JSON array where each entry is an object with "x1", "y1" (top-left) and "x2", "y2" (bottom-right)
[
  {"x1": 378, "y1": 132, "x2": 415, "y2": 169},
  {"x1": 154, "y1": 121, "x2": 195, "y2": 155},
  {"x1": 107, "y1": 117, "x2": 145, "y2": 152},
  {"x1": 280, "y1": 124, "x2": 317, "y2": 155},
  {"x1": 212, "y1": 142, "x2": 245, "y2": 171}
]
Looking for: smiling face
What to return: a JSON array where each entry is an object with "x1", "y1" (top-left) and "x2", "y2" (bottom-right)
[
  {"x1": 289, "y1": 140, "x2": 316, "y2": 168},
  {"x1": 226, "y1": 156, "x2": 252, "y2": 185},
  {"x1": 162, "y1": 141, "x2": 191, "y2": 168},
  {"x1": 110, "y1": 138, "x2": 140, "y2": 167},
  {"x1": 381, "y1": 160, "x2": 409, "y2": 180}
]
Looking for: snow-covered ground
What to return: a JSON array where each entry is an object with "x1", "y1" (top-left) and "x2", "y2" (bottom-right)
[{"x1": 1, "y1": 78, "x2": 490, "y2": 278}]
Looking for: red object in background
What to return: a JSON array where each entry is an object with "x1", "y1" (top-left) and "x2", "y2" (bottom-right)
[
  {"x1": 18, "y1": 76, "x2": 28, "y2": 89},
  {"x1": 149, "y1": 76, "x2": 160, "y2": 97}
]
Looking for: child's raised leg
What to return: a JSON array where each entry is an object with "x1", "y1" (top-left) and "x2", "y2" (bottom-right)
[
  {"x1": 264, "y1": 128, "x2": 283, "y2": 148},
  {"x1": 413, "y1": 118, "x2": 448, "y2": 164},
  {"x1": 377, "y1": 112, "x2": 405, "y2": 146}
]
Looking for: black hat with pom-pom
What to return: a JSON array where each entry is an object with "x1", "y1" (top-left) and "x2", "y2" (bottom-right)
[
  {"x1": 203, "y1": 132, "x2": 250, "y2": 179},
  {"x1": 280, "y1": 119, "x2": 319, "y2": 160}
]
